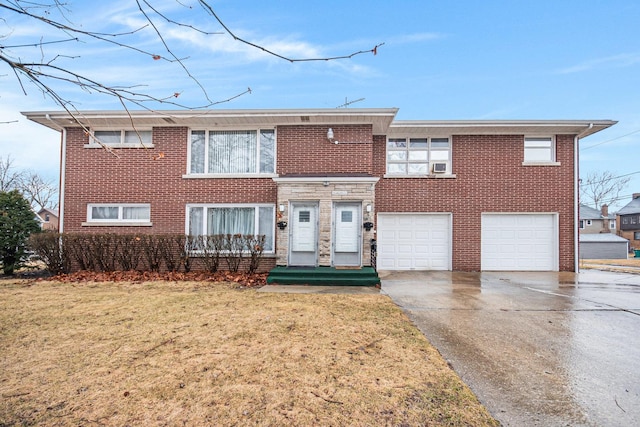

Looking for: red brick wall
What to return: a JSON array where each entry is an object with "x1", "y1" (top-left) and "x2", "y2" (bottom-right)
[
  {"x1": 63, "y1": 127, "x2": 276, "y2": 234},
  {"x1": 374, "y1": 134, "x2": 576, "y2": 271},
  {"x1": 276, "y1": 125, "x2": 373, "y2": 175},
  {"x1": 62, "y1": 125, "x2": 577, "y2": 272}
]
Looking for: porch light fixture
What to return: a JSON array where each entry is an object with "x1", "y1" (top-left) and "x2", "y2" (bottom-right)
[
  {"x1": 327, "y1": 128, "x2": 338, "y2": 144},
  {"x1": 279, "y1": 204, "x2": 285, "y2": 213},
  {"x1": 366, "y1": 204, "x2": 372, "y2": 212},
  {"x1": 277, "y1": 221, "x2": 288, "y2": 230}
]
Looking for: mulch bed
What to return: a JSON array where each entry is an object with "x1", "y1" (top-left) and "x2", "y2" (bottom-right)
[{"x1": 23, "y1": 270, "x2": 269, "y2": 288}]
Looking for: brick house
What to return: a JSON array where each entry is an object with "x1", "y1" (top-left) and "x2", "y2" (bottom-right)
[
  {"x1": 24, "y1": 109, "x2": 615, "y2": 273},
  {"x1": 617, "y1": 193, "x2": 640, "y2": 252}
]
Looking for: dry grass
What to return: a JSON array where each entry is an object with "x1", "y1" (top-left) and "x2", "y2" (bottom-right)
[
  {"x1": 0, "y1": 279, "x2": 497, "y2": 426},
  {"x1": 579, "y1": 256, "x2": 640, "y2": 274},
  {"x1": 579, "y1": 257, "x2": 640, "y2": 268}
]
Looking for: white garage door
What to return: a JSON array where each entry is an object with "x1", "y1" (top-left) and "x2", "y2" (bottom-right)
[
  {"x1": 377, "y1": 214, "x2": 451, "y2": 270},
  {"x1": 481, "y1": 213, "x2": 557, "y2": 271}
]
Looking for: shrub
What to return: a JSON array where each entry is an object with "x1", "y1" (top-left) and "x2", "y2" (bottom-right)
[
  {"x1": 28, "y1": 232, "x2": 71, "y2": 275},
  {"x1": 27, "y1": 232, "x2": 268, "y2": 275},
  {"x1": 0, "y1": 190, "x2": 41, "y2": 275}
]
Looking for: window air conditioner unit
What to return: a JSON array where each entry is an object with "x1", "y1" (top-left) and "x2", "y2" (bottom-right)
[{"x1": 433, "y1": 163, "x2": 447, "y2": 173}]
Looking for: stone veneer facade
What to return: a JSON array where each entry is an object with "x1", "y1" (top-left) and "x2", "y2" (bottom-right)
[{"x1": 274, "y1": 178, "x2": 377, "y2": 267}]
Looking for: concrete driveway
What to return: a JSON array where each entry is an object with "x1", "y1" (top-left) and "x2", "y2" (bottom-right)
[{"x1": 380, "y1": 270, "x2": 640, "y2": 427}]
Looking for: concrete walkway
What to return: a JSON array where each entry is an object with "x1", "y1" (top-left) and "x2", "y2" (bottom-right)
[{"x1": 380, "y1": 270, "x2": 640, "y2": 427}]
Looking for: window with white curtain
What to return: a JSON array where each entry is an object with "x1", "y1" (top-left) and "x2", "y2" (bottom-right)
[
  {"x1": 189, "y1": 129, "x2": 275, "y2": 175},
  {"x1": 89, "y1": 130, "x2": 153, "y2": 147},
  {"x1": 87, "y1": 204, "x2": 150, "y2": 223},
  {"x1": 187, "y1": 204, "x2": 275, "y2": 251}
]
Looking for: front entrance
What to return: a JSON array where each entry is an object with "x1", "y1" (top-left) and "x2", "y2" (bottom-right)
[
  {"x1": 289, "y1": 202, "x2": 318, "y2": 266},
  {"x1": 332, "y1": 202, "x2": 362, "y2": 267}
]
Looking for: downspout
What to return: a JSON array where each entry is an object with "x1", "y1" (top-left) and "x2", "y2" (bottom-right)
[
  {"x1": 45, "y1": 114, "x2": 66, "y2": 233},
  {"x1": 575, "y1": 123, "x2": 593, "y2": 272}
]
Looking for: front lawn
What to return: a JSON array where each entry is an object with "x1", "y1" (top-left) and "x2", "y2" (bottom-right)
[{"x1": 0, "y1": 279, "x2": 497, "y2": 426}]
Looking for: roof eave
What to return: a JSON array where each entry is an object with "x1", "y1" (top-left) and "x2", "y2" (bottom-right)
[
  {"x1": 388, "y1": 120, "x2": 617, "y2": 138},
  {"x1": 22, "y1": 108, "x2": 400, "y2": 134}
]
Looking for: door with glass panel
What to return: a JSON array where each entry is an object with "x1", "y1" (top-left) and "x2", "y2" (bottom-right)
[
  {"x1": 289, "y1": 202, "x2": 318, "y2": 267},
  {"x1": 332, "y1": 202, "x2": 361, "y2": 267}
]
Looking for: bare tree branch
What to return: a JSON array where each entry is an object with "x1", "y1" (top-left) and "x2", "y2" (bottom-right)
[
  {"x1": 197, "y1": 0, "x2": 384, "y2": 62},
  {"x1": 1, "y1": 0, "x2": 383, "y2": 155},
  {"x1": 0, "y1": 156, "x2": 25, "y2": 192},
  {"x1": 0, "y1": 155, "x2": 57, "y2": 209},
  {"x1": 20, "y1": 172, "x2": 57, "y2": 210},
  {"x1": 579, "y1": 170, "x2": 632, "y2": 209}
]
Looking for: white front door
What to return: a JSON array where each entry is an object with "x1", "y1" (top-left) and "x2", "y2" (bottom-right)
[
  {"x1": 332, "y1": 202, "x2": 361, "y2": 266},
  {"x1": 289, "y1": 202, "x2": 318, "y2": 266}
]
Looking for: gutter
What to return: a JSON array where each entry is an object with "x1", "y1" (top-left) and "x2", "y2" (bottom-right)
[
  {"x1": 574, "y1": 123, "x2": 594, "y2": 272},
  {"x1": 45, "y1": 114, "x2": 66, "y2": 233}
]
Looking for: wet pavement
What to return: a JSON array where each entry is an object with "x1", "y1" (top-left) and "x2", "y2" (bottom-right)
[{"x1": 380, "y1": 270, "x2": 640, "y2": 427}]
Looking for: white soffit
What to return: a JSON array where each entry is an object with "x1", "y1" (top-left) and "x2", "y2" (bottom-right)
[
  {"x1": 388, "y1": 120, "x2": 617, "y2": 138},
  {"x1": 22, "y1": 108, "x2": 399, "y2": 134}
]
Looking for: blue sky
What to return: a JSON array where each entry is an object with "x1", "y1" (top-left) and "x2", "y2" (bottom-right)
[{"x1": 1, "y1": 0, "x2": 639, "y2": 209}]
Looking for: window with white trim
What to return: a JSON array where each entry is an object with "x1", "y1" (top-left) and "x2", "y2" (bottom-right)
[
  {"x1": 187, "y1": 204, "x2": 275, "y2": 252},
  {"x1": 89, "y1": 130, "x2": 153, "y2": 147},
  {"x1": 87, "y1": 204, "x2": 150, "y2": 224},
  {"x1": 610, "y1": 220, "x2": 616, "y2": 229},
  {"x1": 386, "y1": 137, "x2": 451, "y2": 175},
  {"x1": 524, "y1": 137, "x2": 555, "y2": 162},
  {"x1": 189, "y1": 129, "x2": 275, "y2": 175},
  {"x1": 579, "y1": 220, "x2": 585, "y2": 229}
]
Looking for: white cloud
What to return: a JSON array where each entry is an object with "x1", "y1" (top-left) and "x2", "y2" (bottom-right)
[{"x1": 557, "y1": 53, "x2": 640, "y2": 74}]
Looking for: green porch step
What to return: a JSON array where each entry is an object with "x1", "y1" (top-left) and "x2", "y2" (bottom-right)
[{"x1": 266, "y1": 266, "x2": 380, "y2": 287}]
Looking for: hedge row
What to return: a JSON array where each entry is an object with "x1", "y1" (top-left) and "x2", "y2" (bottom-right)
[{"x1": 28, "y1": 233, "x2": 266, "y2": 276}]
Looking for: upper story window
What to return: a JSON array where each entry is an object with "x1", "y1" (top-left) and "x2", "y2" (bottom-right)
[
  {"x1": 579, "y1": 220, "x2": 585, "y2": 229},
  {"x1": 84, "y1": 203, "x2": 151, "y2": 226},
  {"x1": 88, "y1": 130, "x2": 153, "y2": 148},
  {"x1": 386, "y1": 137, "x2": 451, "y2": 175},
  {"x1": 523, "y1": 137, "x2": 555, "y2": 163},
  {"x1": 610, "y1": 220, "x2": 616, "y2": 229},
  {"x1": 188, "y1": 129, "x2": 275, "y2": 175}
]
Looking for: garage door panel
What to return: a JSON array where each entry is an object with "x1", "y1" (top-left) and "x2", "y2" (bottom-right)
[
  {"x1": 482, "y1": 214, "x2": 557, "y2": 271},
  {"x1": 377, "y1": 214, "x2": 451, "y2": 271}
]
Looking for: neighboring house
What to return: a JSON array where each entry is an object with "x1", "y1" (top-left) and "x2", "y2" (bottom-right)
[
  {"x1": 36, "y1": 207, "x2": 59, "y2": 231},
  {"x1": 579, "y1": 234, "x2": 629, "y2": 259},
  {"x1": 23, "y1": 109, "x2": 615, "y2": 272},
  {"x1": 617, "y1": 193, "x2": 640, "y2": 251},
  {"x1": 579, "y1": 204, "x2": 616, "y2": 234}
]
